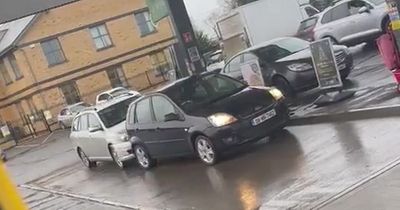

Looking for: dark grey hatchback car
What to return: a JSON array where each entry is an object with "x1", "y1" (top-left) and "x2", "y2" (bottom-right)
[{"x1": 126, "y1": 73, "x2": 289, "y2": 169}]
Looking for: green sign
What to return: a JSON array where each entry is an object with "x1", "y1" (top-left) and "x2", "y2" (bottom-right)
[
  {"x1": 146, "y1": 0, "x2": 169, "y2": 25},
  {"x1": 310, "y1": 38, "x2": 342, "y2": 89}
]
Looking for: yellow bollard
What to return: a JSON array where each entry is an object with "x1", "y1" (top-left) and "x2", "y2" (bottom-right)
[{"x1": 0, "y1": 161, "x2": 28, "y2": 210}]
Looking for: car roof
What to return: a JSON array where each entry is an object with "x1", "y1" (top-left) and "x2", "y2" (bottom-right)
[
  {"x1": 82, "y1": 94, "x2": 137, "y2": 114},
  {"x1": 228, "y1": 37, "x2": 294, "y2": 61},
  {"x1": 99, "y1": 87, "x2": 127, "y2": 95}
]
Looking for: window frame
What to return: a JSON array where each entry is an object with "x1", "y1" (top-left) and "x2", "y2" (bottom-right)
[
  {"x1": 134, "y1": 9, "x2": 156, "y2": 37},
  {"x1": 134, "y1": 97, "x2": 153, "y2": 124},
  {"x1": 89, "y1": 24, "x2": 113, "y2": 51},
  {"x1": 7, "y1": 53, "x2": 23, "y2": 80},
  {"x1": 41, "y1": 38, "x2": 66, "y2": 67},
  {"x1": 151, "y1": 95, "x2": 179, "y2": 122},
  {"x1": 106, "y1": 66, "x2": 128, "y2": 88},
  {"x1": 0, "y1": 59, "x2": 12, "y2": 85},
  {"x1": 59, "y1": 82, "x2": 81, "y2": 105}
]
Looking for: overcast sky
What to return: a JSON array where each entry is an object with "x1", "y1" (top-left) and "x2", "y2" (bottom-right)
[{"x1": 183, "y1": 0, "x2": 222, "y2": 37}]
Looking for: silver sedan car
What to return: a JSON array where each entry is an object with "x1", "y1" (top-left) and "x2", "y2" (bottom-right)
[
  {"x1": 57, "y1": 102, "x2": 90, "y2": 129},
  {"x1": 70, "y1": 94, "x2": 140, "y2": 169}
]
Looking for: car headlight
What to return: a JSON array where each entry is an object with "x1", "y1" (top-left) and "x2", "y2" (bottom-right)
[
  {"x1": 287, "y1": 63, "x2": 313, "y2": 72},
  {"x1": 208, "y1": 113, "x2": 238, "y2": 127},
  {"x1": 120, "y1": 134, "x2": 128, "y2": 141},
  {"x1": 269, "y1": 87, "x2": 285, "y2": 101}
]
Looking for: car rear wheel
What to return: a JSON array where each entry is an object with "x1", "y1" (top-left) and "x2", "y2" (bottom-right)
[
  {"x1": 326, "y1": 36, "x2": 338, "y2": 45},
  {"x1": 134, "y1": 145, "x2": 156, "y2": 169},
  {"x1": 78, "y1": 148, "x2": 96, "y2": 168},
  {"x1": 195, "y1": 136, "x2": 219, "y2": 165},
  {"x1": 273, "y1": 76, "x2": 295, "y2": 98},
  {"x1": 110, "y1": 146, "x2": 126, "y2": 169}
]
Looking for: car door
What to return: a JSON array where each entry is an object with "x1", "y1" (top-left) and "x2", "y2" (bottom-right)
[
  {"x1": 75, "y1": 114, "x2": 92, "y2": 155},
  {"x1": 87, "y1": 113, "x2": 109, "y2": 158},
  {"x1": 150, "y1": 95, "x2": 191, "y2": 157},
  {"x1": 348, "y1": 0, "x2": 380, "y2": 37},
  {"x1": 222, "y1": 54, "x2": 243, "y2": 80},
  {"x1": 320, "y1": 3, "x2": 355, "y2": 43},
  {"x1": 133, "y1": 98, "x2": 159, "y2": 156}
]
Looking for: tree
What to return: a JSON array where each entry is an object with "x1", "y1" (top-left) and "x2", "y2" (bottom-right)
[{"x1": 195, "y1": 30, "x2": 219, "y2": 54}]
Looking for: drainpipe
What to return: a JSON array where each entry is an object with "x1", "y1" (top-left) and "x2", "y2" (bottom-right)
[{"x1": 19, "y1": 48, "x2": 49, "y2": 110}]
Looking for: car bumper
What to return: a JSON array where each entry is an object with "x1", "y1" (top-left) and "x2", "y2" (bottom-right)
[
  {"x1": 112, "y1": 142, "x2": 135, "y2": 162},
  {"x1": 289, "y1": 53, "x2": 354, "y2": 91},
  {"x1": 203, "y1": 102, "x2": 289, "y2": 151}
]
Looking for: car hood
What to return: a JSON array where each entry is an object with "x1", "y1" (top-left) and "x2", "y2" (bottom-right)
[
  {"x1": 107, "y1": 121, "x2": 127, "y2": 135},
  {"x1": 276, "y1": 45, "x2": 346, "y2": 62},
  {"x1": 190, "y1": 87, "x2": 275, "y2": 119}
]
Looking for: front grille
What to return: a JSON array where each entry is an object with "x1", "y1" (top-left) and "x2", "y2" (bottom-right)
[{"x1": 335, "y1": 51, "x2": 346, "y2": 64}]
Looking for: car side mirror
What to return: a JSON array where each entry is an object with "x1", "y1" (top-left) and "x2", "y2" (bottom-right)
[
  {"x1": 358, "y1": 6, "x2": 370, "y2": 14},
  {"x1": 89, "y1": 126, "x2": 103, "y2": 133},
  {"x1": 164, "y1": 113, "x2": 181, "y2": 122}
]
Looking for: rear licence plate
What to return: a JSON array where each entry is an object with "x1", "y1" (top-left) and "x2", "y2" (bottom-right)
[{"x1": 251, "y1": 109, "x2": 276, "y2": 126}]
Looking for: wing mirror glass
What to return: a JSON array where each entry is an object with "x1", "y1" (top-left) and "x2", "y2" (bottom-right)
[
  {"x1": 164, "y1": 113, "x2": 182, "y2": 122},
  {"x1": 358, "y1": 6, "x2": 370, "y2": 14}
]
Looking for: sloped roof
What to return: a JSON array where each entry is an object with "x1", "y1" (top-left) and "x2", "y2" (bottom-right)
[{"x1": 0, "y1": 15, "x2": 36, "y2": 57}]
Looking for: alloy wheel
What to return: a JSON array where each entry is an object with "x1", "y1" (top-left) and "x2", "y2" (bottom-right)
[
  {"x1": 135, "y1": 147, "x2": 150, "y2": 168},
  {"x1": 196, "y1": 138, "x2": 216, "y2": 164},
  {"x1": 111, "y1": 147, "x2": 124, "y2": 168}
]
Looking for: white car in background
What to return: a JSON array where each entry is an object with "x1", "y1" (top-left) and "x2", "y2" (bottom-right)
[
  {"x1": 96, "y1": 87, "x2": 140, "y2": 104},
  {"x1": 206, "y1": 50, "x2": 225, "y2": 73},
  {"x1": 313, "y1": 0, "x2": 388, "y2": 45}
]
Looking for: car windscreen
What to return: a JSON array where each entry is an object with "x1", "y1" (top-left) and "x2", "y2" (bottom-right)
[
  {"x1": 255, "y1": 38, "x2": 310, "y2": 62},
  {"x1": 98, "y1": 96, "x2": 139, "y2": 128},
  {"x1": 164, "y1": 74, "x2": 247, "y2": 113},
  {"x1": 298, "y1": 17, "x2": 317, "y2": 32},
  {"x1": 70, "y1": 103, "x2": 90, "y2": 113}
]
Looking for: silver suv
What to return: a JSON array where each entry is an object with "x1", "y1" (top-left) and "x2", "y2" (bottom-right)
[
  {"x1": 70, "y1": 94, "x2": 140, "y2": 169},
  {"x1": 314, "y1": 0, "x2": 388, "y2": 45}
]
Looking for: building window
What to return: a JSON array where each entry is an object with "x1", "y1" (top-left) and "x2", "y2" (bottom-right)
[
  {"x1": 134, "y1": 11, "x2": 155, "y2": 36},
  {"x1": 41, "y1": 38, "x2": 66, "y2": 66},
  {"x1": 150, "y1": 51, "x2": 171, "y2": 76},
  {"x1": 0, "y1": 60, "x2": 12, "y2": 85},
  {"x1": 60, "y1": 82, "x2": 81, "y2": 105},
  {"x1": 89, "y1": 24, "x2": 113, "y2": 50},
  {"x1": 107, "y1": 66, "x2": 127, "y2": 88},
  {"x1": 7, "y1": 54, "x2": 23, "y2": 80}
]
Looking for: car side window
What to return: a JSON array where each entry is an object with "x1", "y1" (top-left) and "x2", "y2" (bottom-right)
[
  {"x1": 152, "y1": 96, "x2": 177, "y2": 122},
  {"x1": 98, "y1": 94, "x2": 109, "y2": 101},
  {"x1": 128, "y1": 104, "x2": 136, "y2": 125},
  {"x1": 226, "y1": 55, "x2": 242, "y2": 73},
  {"x1": 88, "y1": 114, "x2": 101, "y2": 129},
  {"x1": 135, "y1": 98, "x2": 152, "y2": 124},
  {"x1": 321, "y1": 10, "x2": 333, "y2": 24},
  {"x1": 243, "y1": 53, "x2": 258, "y2": 63},
  {"x1": 60, "y1": 109, "x2": 67, "y2": 116},
  {"x1": 79, "y1": 114, "x2": 89, "y2": 131},
  {"x1": 72, "y1": 117, "x2": 80, "y2": 131},
  {"x1": 331, "y1": 3, "x2": 350, "y2": 21},
  {"x1": 348, "y1": 0, "x2": 372, "y2": 15},
  {"x1": 305, "y1": 7, "x2": 319, "y2": 17}
]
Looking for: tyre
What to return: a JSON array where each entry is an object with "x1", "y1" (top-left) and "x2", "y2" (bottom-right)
[
  {"x1": 134, "y1": 145, "x2": 156, "y2": 169},
  {"x1": 78, "y1": 148, "x2": 96, "y2": 168},
  {"x1": 195, "y1": 136, "x2": 219, "y2": 165},
  {"x1": 273, "y1": 76, "x2": 295, "y2": 98},
  {"x1": 109, "y1": 146, "x2": 127, "y2": 169},
  {"x1": 326, "y1": 36, "x2": 338, "y2": 45}
]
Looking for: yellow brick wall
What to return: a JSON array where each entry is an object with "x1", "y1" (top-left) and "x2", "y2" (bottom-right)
[{"x1": 76, "y1": 71, "x2": 112, "y2": 104}]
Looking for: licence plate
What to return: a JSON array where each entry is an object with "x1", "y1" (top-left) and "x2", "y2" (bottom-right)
[
  {"x1": 251, "y1": 109, "x2": 276, "y2": 126},
  {"x1": 338, "y1": 63, "x2": 346, "y2": 70}
]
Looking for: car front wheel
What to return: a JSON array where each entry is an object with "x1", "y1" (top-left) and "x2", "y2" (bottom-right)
[
  {"x1": 110, "y1": 146, "x2": 126, "y2": 169},
  {"x1": 134, "y1": 145, "x2": 156, "y2": 169},
  {"x1": 78, "y1": 148, "x2": 96, "y2": 168},
  {"x1": 195, "y1": 136, "x2": 219, "y2": 165}
]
